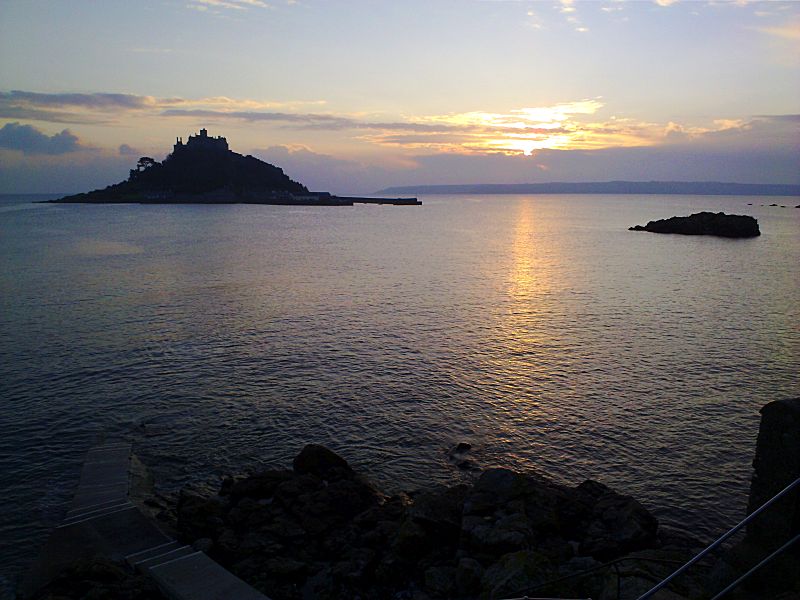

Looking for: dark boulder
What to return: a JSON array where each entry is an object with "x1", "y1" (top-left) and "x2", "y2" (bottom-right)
[
  {"x1": 292, "y1": 444, "x2": 354, "y2": 480},
  {"x1": 451, "y1": 442, "x2": 472, "y2": 454},
  {"x1": 224, "y1": 469, "x2": 294, "y2": 501},
  {"x1": 455, "y1": 557, "x2": 484, "y2": 596},
  {"x1": 461, "y1": 469, "x2": 570, "y2": 558},
  {"x1": 447, "y1": 442, "x2": 479, "y2": 470},
  {"x1": 176, "y1": 488, "x2": 226, "y2": 541},
  {"x1": 481, "y1": 550, "x2": 555, "y2": 599},
  {"x1": 629, "y1": 211, "x2": 760, "y2": 238},
  {"x1": 424, "y1": 564, "x2": 457, "y2": 597},
  {"x1": 409, "y1": 484, "x2": 468, "y2": 538},
  {"x1": 574, "y1": 480, "x2": 659, "y2": 560}
]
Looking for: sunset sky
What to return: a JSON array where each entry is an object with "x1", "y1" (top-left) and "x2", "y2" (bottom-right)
[{"x1": 1, "y1": 0, "x2": 798, "y2": 193}]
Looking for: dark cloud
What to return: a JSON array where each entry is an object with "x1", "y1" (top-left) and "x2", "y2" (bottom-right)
[
  {"x1": 160, "y1": 108, "x2": 476, "y2": 133},
  {"x1": 362, "y1": 122, "x2": 474, "y2": 133},
  {"x1": 118, "y1": 143, "x2": 140, "y2": 156},
  {"x1": 160, "y1": 108, "x2": 356, "y2": 128},
  {"x1": 2, "y1": 90, "x2": 156, "y2": 109},
  {"x1": 409, "y1": 145, "x2": 800, "y2": 186},
  {"x1": 755, "y1": 114, "x2": 800, "y2": 122},
  {"x1": 0, "y1": 105, "x2": 111, "y2": 124},
  {"x1": 0, "y1": 122, "x2": 82, "y2": 155},
  {"x1": 0, "y1": 151, "x2": 133, "y2": 193},
  {"x1": 253, "y1": 145, "x2": 375, "y2": 193},
  {"x1": 0, "y1": 90, "x2": 183, "y2": 123},
  {"x1": 369, "y1": 133, "x2": 475, "y2": 145}
]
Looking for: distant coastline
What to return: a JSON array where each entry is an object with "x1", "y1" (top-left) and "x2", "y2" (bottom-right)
[{"x1": 377, "y1": 181, "x2": 800, "y2": 196}]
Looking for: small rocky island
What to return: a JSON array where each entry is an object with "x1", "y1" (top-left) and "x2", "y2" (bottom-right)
[
  {"x1": 49, "y1": 129, "x2": 419, "y2": 206},
  {"x1": 629, "y1": 211, "x2": 760, "y2": 238}
]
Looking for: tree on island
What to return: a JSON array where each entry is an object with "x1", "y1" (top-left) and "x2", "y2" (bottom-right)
[{"x1": 136, "y1": 157, "x2": 157, "y2": 171}]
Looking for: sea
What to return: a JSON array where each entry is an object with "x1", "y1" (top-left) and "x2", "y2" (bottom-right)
[{"x1": 0, "y1": 192, "x2": 798, "y2": 596}]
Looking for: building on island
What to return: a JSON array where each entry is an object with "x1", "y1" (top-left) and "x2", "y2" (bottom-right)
[{"x1": 173, "y1": 128, "x2": 229, "y2": 153}]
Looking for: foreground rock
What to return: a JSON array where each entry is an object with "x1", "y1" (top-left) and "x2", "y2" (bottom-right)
[
  {"x1": 166, "y1": 444, "x2": 699, "y2": 600},
  {"x1": 629, "y1": 212, "x2": 760, "y2": 238},
  {"x1": 709, "y1": 398, "x2": 800, "y2": 597}
]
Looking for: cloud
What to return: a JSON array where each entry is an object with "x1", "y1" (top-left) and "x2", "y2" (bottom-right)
[
  {"x1": 0, "y1": 122, "x2": 82, "y2": 155},
  {"x1": 160, "y1": 107, "x2": 481, "y2": 134},
  {"x1": 756, "y1": 20, "x2": 800, "y2": 41},
  {"x1": 187, "y1": 0, "x2": 271, "y2": 12},
  {"x1": 3, "y1": 91, "x2": 614, "y2": 153},
  {"x1": 129, "y1": 47, "x2": 174, "y2": 54},
  {"x1": 163, "y1": 100, "x2": 613, "y2": 154},
  {"x1": 394, "y1": 143, "x2": 800, "y2": 187},
  {"x1": 253, "y1": 145, "x2": 381, "y2": 193},
  {"x1": 160, "y1": 108, "x2": 358, "y2": 129},
  {"x1": 2, "y1": 90, "x2": 163, "y2": 109},
  {"x1": 756, "y1": 114, "x2": 800, "y2": 122},
  {"x1": 0, "y1": 90, "x2": 322, "y2": 124},
  {"x1": 0, "y1": 150, "x2": 133, "y2": 193},
  {"x1": 0, "y1": 91, "x2": 168, "y2": 123},
  {"x1": 3, "y1": 89, "x2": 796, "y2": 188},
  {"x1": 118, "y1": 143, "x2": 140, "y2": 156}
]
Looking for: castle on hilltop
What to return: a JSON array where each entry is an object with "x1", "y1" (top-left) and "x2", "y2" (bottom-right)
[{"x1": 173, "y1": 128, "x2": 229, "y2": 153}]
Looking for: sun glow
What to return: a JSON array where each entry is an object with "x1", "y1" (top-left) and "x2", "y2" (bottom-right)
[{"x1": 392, "y1": 99, "x2": 661, "y2": 155}]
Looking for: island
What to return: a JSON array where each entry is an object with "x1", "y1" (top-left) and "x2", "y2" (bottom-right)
[
  {"x1": 629, "y1": 211, "x2": 760, "y2": 238},
  {"x1": 49, "y1": 129, "x2": 420, "y2": 206}
]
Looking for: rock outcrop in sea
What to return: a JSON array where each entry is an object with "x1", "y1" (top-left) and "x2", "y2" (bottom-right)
[{"x1": 629, "y1": 212, "x2": 760, "y2": 238}]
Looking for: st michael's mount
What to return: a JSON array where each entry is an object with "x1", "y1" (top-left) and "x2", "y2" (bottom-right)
[{"x1": 50, "y1": 129, "x2": 420, "y2": 206}]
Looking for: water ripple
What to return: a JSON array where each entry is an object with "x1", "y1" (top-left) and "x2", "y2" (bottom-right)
[{"x1": 1, "y1": 194, "x2": 798, "y2": 592}]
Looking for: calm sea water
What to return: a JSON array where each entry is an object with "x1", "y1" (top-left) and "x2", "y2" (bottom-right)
[{"x1": 1, "y1": 193, "x2": 798, "y2": 595}]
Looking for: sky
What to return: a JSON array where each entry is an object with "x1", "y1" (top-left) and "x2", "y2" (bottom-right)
[{"x1": 0, "y1": 0, "x2": 798, "y2": 194}]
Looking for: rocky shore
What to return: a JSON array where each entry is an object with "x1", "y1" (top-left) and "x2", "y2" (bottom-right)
[
  {"x1": 112, "y1": 446, "x2": 710, "y2": 600},
  {"x1": 28, "y1": 398, "x2": 800, "y2": 599}
]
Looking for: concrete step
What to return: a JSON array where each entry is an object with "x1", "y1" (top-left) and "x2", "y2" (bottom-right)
[
  {"x1": 61, "y1": 500, "x2": 133, "y2": 526},
  {"x1": 69, "y1": 483, "x2": 130, "y2": 512},
  {"x1": 149, "y1": 551, "x2": 270, "y2": 600},
  {"x1": 125, "y1": 541, "x2": 184, "y2": 566},
  {"x1": 134, "y1": 545, "x2": 197, "y2": 572},
  {"x1": 65, "y1": 496, "x2": 132, "y2": 517},
  {"x1": 23, "y1": 440, "x2": 271, "y2": 600}
]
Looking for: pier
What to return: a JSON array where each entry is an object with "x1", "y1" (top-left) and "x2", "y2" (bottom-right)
[{"x1": 336, "y1": 196, "x2": 421, "y2": 205}]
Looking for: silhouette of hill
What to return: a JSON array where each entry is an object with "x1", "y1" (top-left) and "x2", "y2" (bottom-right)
[
  {"x1": 377, "y1": 181, "x2": 800, "y2": 196},
  {"x1": 53, "y1": 129, "x2": 309, "y2": 204}
]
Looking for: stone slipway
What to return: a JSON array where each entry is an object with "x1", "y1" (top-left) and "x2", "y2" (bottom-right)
[{"x1": 21, "y1": 441, "x2": 269, "y2": 600}]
